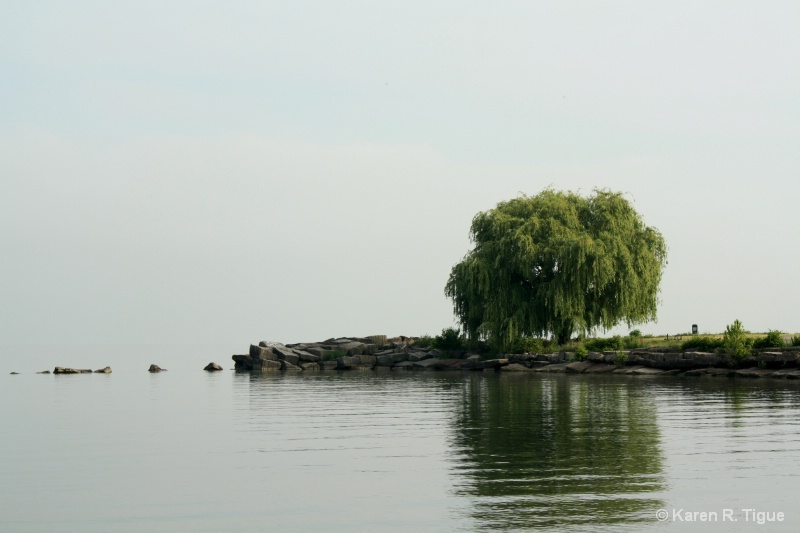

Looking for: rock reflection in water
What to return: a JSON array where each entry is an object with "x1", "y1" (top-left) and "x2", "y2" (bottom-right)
[{"x1": 448, "y1": 374, "x2": 665, "y2": 530}]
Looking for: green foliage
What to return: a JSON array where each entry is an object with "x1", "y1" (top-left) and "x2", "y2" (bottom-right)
[
  {"x1": 432, "y1": 327, "x2": 464, "y2": 352},
  {"x1": 414, "y1": 335, "x2": 434, "y2": 348},
  {"x1": 722, "y1": 320, "x2": 753, "y2": 365},
  {"x1": 322, "y1": 350, "x2": 347, "y2": 361},
  {"x1": 752, "y1": 330, "x2": 785, "y2": 349},
  {"x1": 510, "y1": 336, "x2": 545, "y2": 354},
  {"x1": 585, "y1": 335, "x2": 625, "y2": 352},
  {"x1": 613, "y1": 351, "x2": 629, "y2": 366},
  {"x1": 629, "y1": 329, "x2": 642, "y2": 338},
  {"x1": 445, "y1": 189, "x2": 667, "y2": 351},
  {"x1": 681, "y1": 336, "x2": 723, "y2": 352},
  {"x1": 792, "y1": 335, "x2": 800, "y2": 347},
  {"x1": 623, "y1": 335, "x2": 643, "y2": 349},
  {"x1": 574, "y1": 344, "x2": 589, "y2": 361}
]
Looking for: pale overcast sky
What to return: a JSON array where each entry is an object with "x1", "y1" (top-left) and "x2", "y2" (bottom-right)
[{"x1": 2, "y1": 1, "x2": 798, "y2": 345}]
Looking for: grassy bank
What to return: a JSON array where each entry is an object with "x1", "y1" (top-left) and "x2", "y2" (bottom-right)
[{"x1": 415, "y1": 327, "x2": 800, "y2": 358}]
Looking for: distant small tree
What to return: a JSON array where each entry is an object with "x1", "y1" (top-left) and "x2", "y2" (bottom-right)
[
  {"x1": 445, "y1": 189, "x2": 667, "y2": 350},
  {"x1": 722, "y1": 319, "x2": 752, "y2": 364}
]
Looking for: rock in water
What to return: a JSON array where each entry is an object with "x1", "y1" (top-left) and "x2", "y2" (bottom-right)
[
  {"x1": 148, "y1": 364, "x2": 166, "y2": 372},
  {"x1": 53, "y1": 367, "x2": 92, "y2": 374},
  {"x1": 94, "y1": 366, "x2": 112, "y2": 373},
  {"x1": 204, "y1": 362, "x2": 223, "y2": 371}
]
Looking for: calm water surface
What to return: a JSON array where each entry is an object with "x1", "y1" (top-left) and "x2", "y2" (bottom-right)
[{"x1": 2, "y1": 345, "x2": 799, "y2": 532}]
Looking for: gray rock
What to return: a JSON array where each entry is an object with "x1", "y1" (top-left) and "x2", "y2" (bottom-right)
[
  {"x1": 204, "y1": 362, "x2": 223, "y2": 371},
  {"x1": 148, "y1": 364, "x2": 165, "y2": 372},
  {"x1": 359, "y1": 354, "x2": 377, "y2": 366},
  {"x1": 300, "y1": 362, "x2": 320, "y2": 371},
  {"x1": 54, "y1": 367, "x2": 92, "y2": 374},
  {"x1": 367, "y1": 335, "x2": 387, "y2": 346},
  {"x1": 255, "y1": 360, "x2": 282, "y2": 371},
  {"x1": 232, "y1": 354, "x2": 253, "y2": 370},
  {"x1": 37, "y1": 370, "x2": 51, "y2": 374},
  {"x1": 374, "y1": 355, "x2": 394, "y2": 366},
  {"x1": 584, "y1": 364, "x2": 617, "y2": 373},
  {"x1": 565, "y1": 361, "x2": 594, "y2": 373},
  {"x1": 10, "y1": 371, "x2": 19, "y2": 375},
  {"x1": 280, "y1": 360, "x2": 302, "y2": 371},
  {"x1": 305, "y1": 346, "x2": 333, "y2": 358},
  {"x1": 481, "y1": 359, "x2": 509, "y2": 370},
  {"x1": 337, "y1": 357, "x2": 355, "y2": 370},
  {"x1": 409, "y1": 351, "x2": 431, "y2": 362},
  {"x1": 735, "y1": 367, "x2": 775, "y2": 378},
  {"x1": 533, "y1": 363, "x2": 569, "y2": 372},
  {"x1": 319, "y1": 361, "x2": 338, "y2": 370},
  {"x1": 412, "y1": 358, "x2": 441, "y2": 369},
  {"x1": 294, "y1": 350, "x2": 319, "y2": 362},
  {"x1": 276, "y1": 352, "x2": 300, "y2": 366},
  {"x1": 500, "y1": 363, "x2": 531, "y2": 372},
  {"x1": 587, "y1": 352, "x2": 605, "y2": 363},
  {"x1": 94, "y1": 366, "x2": 112, "y2": 373},
  {"x1": 250, "y1": 344, "x2": 277, "y2": 360},
  {"x1": 391, "y1": 352, "x2": 409, "y2": 363},
  {"x1": 685, "y1": 367, "x2": 732, "y2": 377},
  {"x1": 630, "y1": 367, "x2": 665, "y2": 375},
  {"x1": 393, "y1": 361, "x2": 414, "y2": 370},
  {"x1": 338, "y1": 341, "x2": 367, "y2": 355}
]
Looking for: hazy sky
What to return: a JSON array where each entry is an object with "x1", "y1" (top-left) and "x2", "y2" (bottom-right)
[{"x1": 2, "y1": 1, "x2": 798, "y2": 345}]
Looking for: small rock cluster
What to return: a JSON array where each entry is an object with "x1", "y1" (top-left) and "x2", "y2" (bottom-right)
[{"x1": 53, "y1": 366, "x2": 112, "y2": 374}]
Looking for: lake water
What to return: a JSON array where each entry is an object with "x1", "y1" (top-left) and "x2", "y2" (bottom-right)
[{"x1": 2, "y1": 344, "x2": 799, "y2": 532}]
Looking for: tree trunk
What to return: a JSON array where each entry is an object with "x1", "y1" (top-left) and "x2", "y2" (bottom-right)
[{"x1": 555, "y1": 320, "x2": 574, "y2": 346}]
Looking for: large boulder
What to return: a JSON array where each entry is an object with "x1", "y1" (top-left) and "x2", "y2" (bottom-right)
[
  {"x1": 294, "y1": 350, "x2": 319, "y2": 362},
  {"x1": 500, "y1": 363, "x2": 531, "y2": 372},
  {"x1": 250, "y1": 344, "x2": 277, "y2": 360},
  {"x1": 408, "y1": 351, "x2": 431, "y2": 362},
  {"x1": 337, "y1": 341, "x2": 367, "y2": 356},
  {"x1": 359, "y1": 354, "x2": 377, "y2": 366},
  {"x1": 280, "y1": 360, "x2": 302, "y2": 371},
  {"x1": 254, "y1": 360, "x2": 281, "y2": 371},
  {"x1": 232, "y1": 354, "x2": 253, "y2": 370},
  {"x1": 367, "y1": 335, "x2": 387, "y2": 346},
  {"x1": 275, "y1": 352, "x2": 300, "y2": 366},
  {"x1": 584, "y1": 364, "x2": 616, "y2": 373},
  {"x1": 376, "y1": 355, "x2": 395, "y2": 367},
  {"x1": 391, "y1": 352, "x2": 409, "y2": 363},
  {"x1": 565, "y1": 361, "x2": 594, "y2": 373},
  {"x1": 412, "y1": 358, "x2": 442, "y2": 370}
]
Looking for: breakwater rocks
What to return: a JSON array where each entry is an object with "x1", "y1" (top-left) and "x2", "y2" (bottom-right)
[
  {"x1": 233, "y1": 338, "x2": 800, "y2": 380},
  {"x1": 53, "y1": 366, "x2": 112, "y2": 374}
]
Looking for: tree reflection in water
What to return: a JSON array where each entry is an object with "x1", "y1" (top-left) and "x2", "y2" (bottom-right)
[{"x1": 448, "y1": 374, "x2": 665, "y2": 530}]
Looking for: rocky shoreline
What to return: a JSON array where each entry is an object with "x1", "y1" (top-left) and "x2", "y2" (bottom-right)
[{"x1": 233, "y1": 337, "x2": 800, "y2": 380}]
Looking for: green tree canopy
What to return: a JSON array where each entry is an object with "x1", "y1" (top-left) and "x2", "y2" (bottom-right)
[{"x1": 445, "y1": 189, "x2": 667, "y2": 349}]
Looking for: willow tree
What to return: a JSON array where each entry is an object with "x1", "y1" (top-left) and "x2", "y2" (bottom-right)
[{"x1": 445, "y1": 189, "x2": 667, "y2": 349}]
